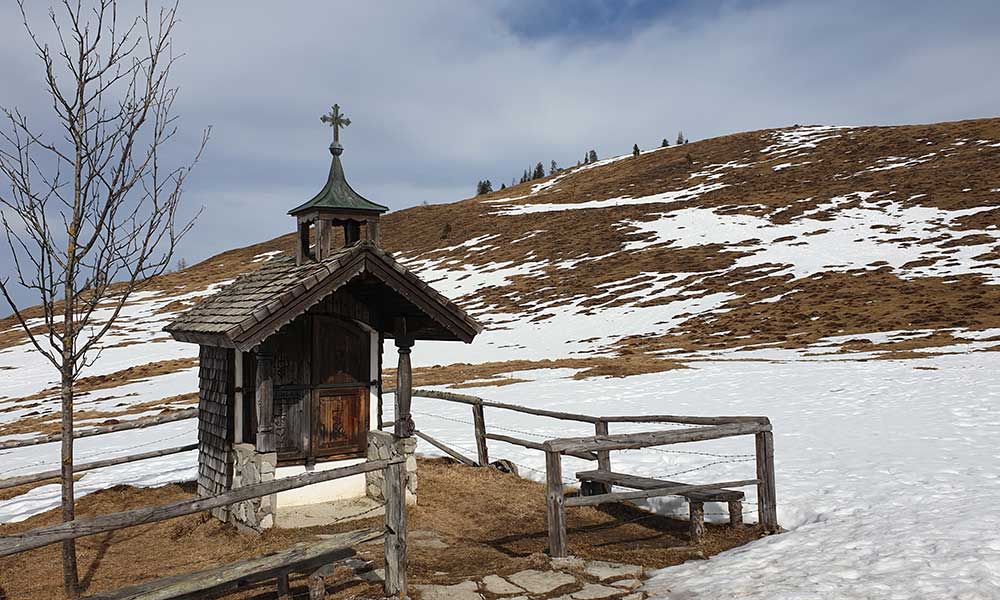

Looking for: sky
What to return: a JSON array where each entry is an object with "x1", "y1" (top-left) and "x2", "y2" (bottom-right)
[{"x1": 1, "y1": 0, "x2": 1000, "y2": 313}]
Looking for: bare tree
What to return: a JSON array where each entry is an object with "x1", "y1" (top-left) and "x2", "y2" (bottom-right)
[{"x1": 0, "y1": 1, "x2": 206, "y2": 596}]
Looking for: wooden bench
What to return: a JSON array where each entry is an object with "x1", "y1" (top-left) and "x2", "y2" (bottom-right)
[
  {"x1": 576, "y1": 470, "x2": 744, "y2": 542},
  {"x1": 83, "y1": 528, "x2": 382, "y2": 600}
]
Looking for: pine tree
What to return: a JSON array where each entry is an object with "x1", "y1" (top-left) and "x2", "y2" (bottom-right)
[
  {"x1": 662, "y1": 138, "x2": 669, "y2": 147},
  {"x1": 483, "y1": 179, "x2": 493, "y2": 194},
  {"x1": 588, "y1": 149, "x2": 598, "y2": 163},
  {"x1": 500, "y1": 182, "x2": 506, "y2": 190},
  {"x1": 532, "y1": 162, "x2": 545, "y2": 179},
  {"x1": 475, "y1": 180, "x2": 483, "y2": 195},
  {"x1": 632, "y1": 144, "x2": 640, "y2": 158},
  {"x1": 550, "y1": 160, "x2": 558, "y2": 175},
  {"x1": 676, "y1": 131, "x2": 685, "y2": 146}
]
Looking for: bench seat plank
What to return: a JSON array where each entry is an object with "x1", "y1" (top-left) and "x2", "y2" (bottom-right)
[
  {"x1": 83, "y1": 528, "x2": 382, "y2": 600},
  {"x1": 576, "y1": 470, "x2": 744, "y2": 502}
]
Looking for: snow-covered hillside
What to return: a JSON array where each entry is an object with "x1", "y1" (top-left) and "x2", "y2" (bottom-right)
[{"x1": 1, "y1": 118, "x2": 999, "y2": 598}]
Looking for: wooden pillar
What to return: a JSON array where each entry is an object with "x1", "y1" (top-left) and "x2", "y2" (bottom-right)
[
  {"x1": 755, "y1": 430, "x2": 778, "y2": 532},
  {"x1": 729, "y1": 500, "x2": 744, "y2": 528},
  {"x1": 545, "y1": 449, "x2": 567, "y2": 558},
  {"x1": 316, "y1": 219, "x2": 332, "y2": 260},
  {"x1": 255, "y1": 351, "x2": 275, "y2": 453},
  {"x1": 367, "y1": 219, "x2": 380, "y2": 246},
  {"x1": 394, "y1": 319, "x2": 415, "y2": 438},
  {"x1": 384, "y1": 458, "x2": 408, "y2": 596},
  {"x1": 472, "y1": 402, "x2": 489, "y2": 467},
  {"x1": 689, "y1": 501, "x2": 705, "y2": 543},
  {"x1": 233, "y1": 350, "x2": 244, "y2": 444}
]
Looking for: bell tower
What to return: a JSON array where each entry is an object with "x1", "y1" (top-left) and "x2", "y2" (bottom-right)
[{"x1": 289, "y1": 104, "x2": 389, "y2": 264}]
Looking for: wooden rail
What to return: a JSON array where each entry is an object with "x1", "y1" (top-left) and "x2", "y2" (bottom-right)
[
  {"x1": 388, "y1": 387, "x2": 778, "y2": 559},
  {"x1": 0, "y1": 454, "x2": 410, "y2": 596},
  {"x1": 0, "y1": 443, "x2": 197, "y2": 491},
  {"x1": 0, "y1": 408, "x2": 198, "y2": 451}
]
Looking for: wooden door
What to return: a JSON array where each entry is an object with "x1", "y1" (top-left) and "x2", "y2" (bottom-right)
[
  {"x1": 311, "y1": 315, "x2": 371, "y2": 459},
  {"x1": 312, "y1": 387, "x2": 368, "y2": 458}
]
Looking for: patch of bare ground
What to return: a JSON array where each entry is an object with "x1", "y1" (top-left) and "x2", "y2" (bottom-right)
[
  {"x1": 387, "y1": 356, "x2": 687, "y2": 388},
  {"x1": 613, "y1": 270, "x2": 1000, "y2": 355},
  {"x1": 0, "y1": 459, "x2": 762, "y2": 599}
]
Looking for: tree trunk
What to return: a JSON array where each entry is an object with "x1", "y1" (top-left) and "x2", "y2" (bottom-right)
[{"x1": 60, "y1": 357, "x2": 79, "y2": 597}]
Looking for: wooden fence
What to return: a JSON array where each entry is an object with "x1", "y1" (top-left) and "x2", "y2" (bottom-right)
[
  {"x1": 0, "y1": 455, "x2": 410, "y2": 597},
  {"x1": 385, "y1": 387, "x2": 777, "y2": 558}
]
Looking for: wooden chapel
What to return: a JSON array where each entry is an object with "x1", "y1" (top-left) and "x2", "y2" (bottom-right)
[{"x1": 165, "y1": 105, "x2": 481, "y2": 529}]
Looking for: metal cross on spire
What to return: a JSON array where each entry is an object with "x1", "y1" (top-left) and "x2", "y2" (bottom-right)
[{"x1": 320, "y1": 104, "x2": 351, "y2": 143}]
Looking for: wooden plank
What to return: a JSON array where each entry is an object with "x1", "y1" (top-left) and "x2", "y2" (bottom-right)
[
  {"x1": 414, "y1": 430, "x2": 476, "y2": 467},
  {"x1": 575, "y1": 469, "x2": 745, "y2": 502},
  {"x1": 0, "y1": 444, "x2": 197, "y2": 491},
  {"x1": 565, "y1": 479, "x2": 760, "y2": 508},
  {"x1": 545, "y1": 450, "x2": 567, "y2": 558},
  {"x1": 0, "y1": 458, "x2": 402, "y2": 558},
  {"x1": 256, "y1": 352, "x2": 276, "y2": 453},
  {"x1": 756, "y1": 430, "x2": 778, "y2": 532},
  {"x1": 472, "y1": 403, "x2": 489, "y2": 467},
  {"x1": 383, "y1": 458, "x2": 408, "y2": 596},
  {"x1": 601, "y1": 415, "x2": 770, "y2": 426},
  {"x1": 546, "y1": 422, "x2": 770, "y2": 453},
  {"x1": 82, "y1": 528, "x2": 380, "y2": 600},
  {"x1": 0, "y1": 409, "x2": 198, "y2": 451},
  {"x1": 485, "y1": 433, "x2": 598, "y2": 462}
]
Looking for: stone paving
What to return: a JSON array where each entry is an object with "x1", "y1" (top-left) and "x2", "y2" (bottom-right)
[{"x1": 411, "y1": 558, "x2": 650, "y2": 600}]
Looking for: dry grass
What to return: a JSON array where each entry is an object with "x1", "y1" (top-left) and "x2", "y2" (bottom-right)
[
  {"x1": 388, "y1": 356, "x2": 687, "y2": 388},
  {"x1": 0, "y1": 459, "x2": 762, "y2": 599}
]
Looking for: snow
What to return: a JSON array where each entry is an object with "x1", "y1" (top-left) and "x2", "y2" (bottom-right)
[
  {"x1": 390, "y1": 343, "x2": 1000, "y2": 599},
  {"x1": 0, "y1": 419, "x2": 197, "y2": 522}
]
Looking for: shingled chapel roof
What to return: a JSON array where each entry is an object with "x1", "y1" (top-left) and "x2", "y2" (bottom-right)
[{"x1": 165, "y1": 241, "x2": 481, "y2": 350}]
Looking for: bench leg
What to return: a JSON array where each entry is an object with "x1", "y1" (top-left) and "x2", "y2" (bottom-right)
[
  {"x1": 277, "y1": 573, "x2": 291, "y2": 600},
  {"x1": 308, "y1": 572, "x2": 326, "y2": 600},
  {"x1": 729, "y1": 500, "x2": 744, "y2": 528},
  {"x1": 689, "y1": 501, "x2": 705, "y2": 543},
  {"x1": 581, "y1": 480, "x2": 611, "y2": 497}
]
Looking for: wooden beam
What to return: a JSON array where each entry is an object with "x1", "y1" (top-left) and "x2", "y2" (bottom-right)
[
  {"x1": 0, "y1": 458, "x2": 403, "y2": 558},
  {"x1": 601, "y1": 415, "x2": 770, "y2": 426},
  {"x1": 545, "y1": 422, "x2": 770, "y2": 453},
  {"x1": 81, "y1": 528, "x2": 380, "y2": 600},
  {"x1": 413, "y1": 430, "x2": 477, "y2": 467},
  {"x1": 0, "y1": 444, "x2": 197, "y2": 491},
  {"x1": 756, "y1": 430, "x2": 779, "y2": 532},
  {"x1": 565, "y1": 479, "x2": 760, "y2": 508},
  {"x1": 0, "y1": 409, "x2": 197, "y2": 451},
  {"x1": 545, "y1": 450, "x2": 567, "y2": 558},
  {"x1": 485, "y1": 433, "x2": 598, "y2": 462},
  {"x1": 404, "y1": 388, "x2": 600, "y2": 424}
]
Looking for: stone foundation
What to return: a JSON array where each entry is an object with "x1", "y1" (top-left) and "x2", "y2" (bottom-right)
[
  {"x1": 366, "y1": 431, "x2": 417, "y2": 505},
  {"x1": 228, "y1": 443, "x2": 277, "y2": 531}
]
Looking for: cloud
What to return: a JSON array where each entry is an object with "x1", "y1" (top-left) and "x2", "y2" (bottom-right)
[{"x1": 1, "y1": 0, "x2": 999, "y2": 313}]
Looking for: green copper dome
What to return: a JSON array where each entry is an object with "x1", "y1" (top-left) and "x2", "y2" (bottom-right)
[
  {"x1": 288, "y1": 145, "x2": 388, "y2": 216},
  {"x1": 289, "y1": 104, "x2": 388, "y2": 216}
]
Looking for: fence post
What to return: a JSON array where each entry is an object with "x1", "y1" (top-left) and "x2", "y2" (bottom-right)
[
  {"x1": 588, "y1": 419, "x2": 612, "y2": 495},
  {"x1": 384, "y1": 458, "x2": 408, "y2": 596},
  {"x1": 755, "y1": 430, "x2": 778, "y2": 532},
  {"x1": 544, "y1": 449, "x2": 567, "y2": 558},
  {"x1": 472, "y1": 402, "x2": 489, "y2": 467}
]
